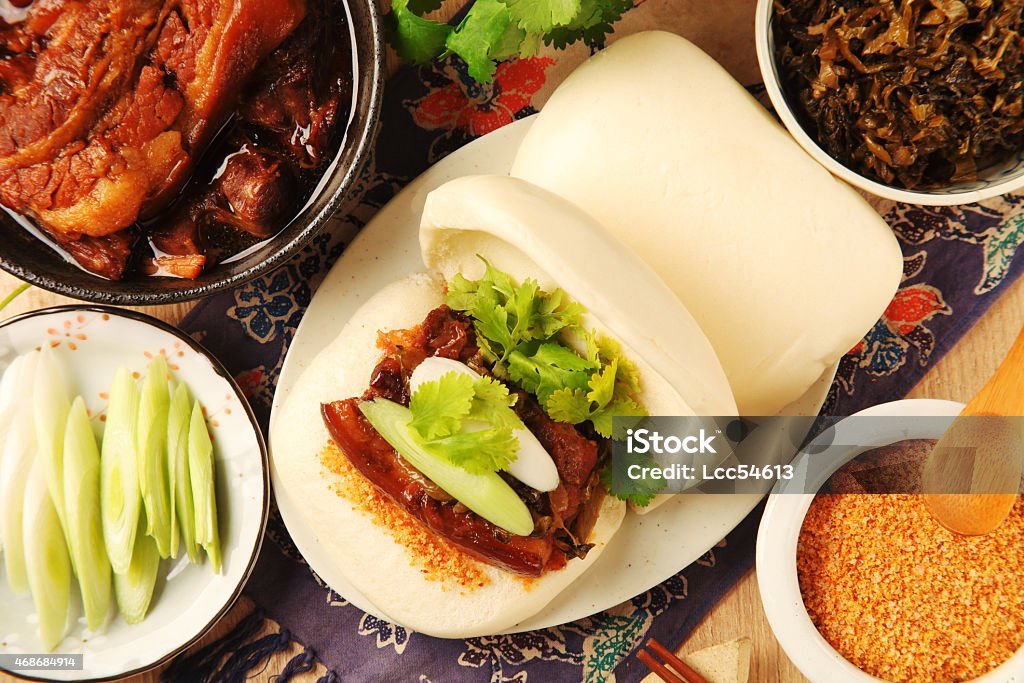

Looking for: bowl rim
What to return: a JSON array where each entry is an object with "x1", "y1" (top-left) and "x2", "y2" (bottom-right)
[
  {"x1": 753, "y1": 0, "x2": 1024, "y2": 207},
  {"x1": 0, "y1": 304, "x2": 270, "y2": 683},
  {"x1": 756, "y1": 398, "x2": 1024, "y2": 683},
  {"x1": 0, "y1": 0, "x2": 386, "y2": 306}
]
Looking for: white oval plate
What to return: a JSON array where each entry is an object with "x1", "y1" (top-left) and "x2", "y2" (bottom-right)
[
  {"x1": 269, "y1": 116, "x2": 836, "y2": 635},
  {"x1": 757, "y1": 398, "x2": 1024, "y2": 682},
  {"x1": 0, "y1": 306, "x2": 268, "y2": 681}
]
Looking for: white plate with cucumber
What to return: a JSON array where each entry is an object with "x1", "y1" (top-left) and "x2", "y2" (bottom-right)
[{"x1": 0, "y1": 306, "x2": 268, "y2": 682}]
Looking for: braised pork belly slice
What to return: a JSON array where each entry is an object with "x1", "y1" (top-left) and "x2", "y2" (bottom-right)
[{"x1": 0, "y1": 0, "x2": 305, "y2": 242}]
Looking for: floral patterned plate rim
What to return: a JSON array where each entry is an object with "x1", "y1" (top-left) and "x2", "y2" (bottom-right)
[
  {"x1": 268, "y1": 116, "x2": 837, "y2": 635},
  {"x1": 0, "y1": 305, "x2": 269, "y2": 682}
]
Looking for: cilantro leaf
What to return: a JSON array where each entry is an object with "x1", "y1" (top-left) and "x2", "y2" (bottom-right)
[
  {"x1": 536, "y1": 288, "x2": 585, "y2": 338},
  {"x1": 533, "y1": 342, "x2": 596, "y2": 373},
  {"x1": 508, "y1": 343, "x2": 593, "y2": 401},
  {"x1": 431, "y1": 428, "x2": 519, "y2": 474},
  {"x1": 385, "y1": 0, "x2": 632, "y2": 86},
  {"x1": 406, "y1": 371, "x2": 524, "y2": 474},
  {"x1": 476, "y1": 335, "x2": 503, "y2": 367},
  {"x1": 468, "y1": 376, "x2": 523, "y2": 430},
  {"x1": 504, "y1": 0, "x2": 581, "y2": 33},
  {"x1": 446, "y1": 272, "x2": 483, "y2": 311},
  {"x1": 544, "y1": 363, "x2": 648, "y2": 437},
  {"x1": 543, "y1": 0, "x2": 629, "y2": 49},
  {"x1": 544, "y1": 387, "x2": 592, "y2": 425},
  {"x1": 508, "y1": 277, "x2": 540, "y2": 344},
  {"x1": 586, "y1": 357, "x2": 617, "y2": 407},
  {"x1": 386, "y1": 0, "x2": 452, "y2": 64},
  {"x1": 546, "y1": 387, "x2": 645, "y2": 438},
  {"x1": 445, "y1": 0, "x2": 513, "y2": 83},
  {"x1": 473, "y1": 299, "x2": 515, "y2": 360},
  {"x1": 482, "y1": 259, "x2": 518, "y2": 300},
  {"x1": 616, "y1": 350, "x2": 642, "y2": 396},
  {"x1": 591, "y1": 395, "x2": 647, "y2": 439},
  {"x1": 617, "y1": 490, "x2": 657, "y2": 507},
  {"x1": 447, "y1": 257, "x2": 584, "y2": 359},
  {"x1": 583, "y1": 330, "x2": 641, "y2": 394},
  {"x1": 489, "y1": 24, "x2": 532, "y2": 61},
  {"x1": 584, "y1": 329, "x2": 622, "y2": 366},
  {"x1": 600, "y1": 462, "x2": 664, "y2": 507},
  {"x1": 518, "y1": 31, "x2": 543, "y2": 57},
  {"x1": 409, "y1": 371, "x2": 475, "y2": 440}
]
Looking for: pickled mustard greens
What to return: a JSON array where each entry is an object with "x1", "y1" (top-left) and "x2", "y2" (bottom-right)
[
  {"x1": 774, "y1": 0, "x2": 1024, "y2": 189},
  {"x1": 101, "y1": 367, "x2": 141, "y2": 576},
  {"x1": 63, "y1": 397, "x2": 112, "y2": 631}
]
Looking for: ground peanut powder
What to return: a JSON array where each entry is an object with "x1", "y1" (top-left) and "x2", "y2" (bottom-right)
[{"x1": 798, "y1": 494, "x2": 1024, "y2": 682}]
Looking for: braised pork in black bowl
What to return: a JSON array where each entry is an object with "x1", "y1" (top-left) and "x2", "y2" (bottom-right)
[{"x1": 0, "y1": 0, "x2": 383, "y2": 304}]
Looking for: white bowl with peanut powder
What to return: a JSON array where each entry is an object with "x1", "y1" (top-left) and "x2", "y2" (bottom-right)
[{"x1": 757, "y1": 399, "x2": 1024, "y2": 683}]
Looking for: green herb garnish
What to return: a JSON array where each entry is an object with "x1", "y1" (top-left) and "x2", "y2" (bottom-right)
[
  {"x1": 388, "y1": 0, "x2": 453, "y2": 65},
  {"x1": 446, "y1": 259, "x2": 646, "y2": 439},
  {"x1": 599, "y1": 461, "x2": 665, "y2": 508},
  {"x1": 409, "y1": 372, "x2": 524, "y2": 474},
  {"x1": 385, "y1": 0, "x2": 632, "y2": 84}
]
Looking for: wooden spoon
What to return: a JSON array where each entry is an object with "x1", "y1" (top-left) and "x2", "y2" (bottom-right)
[{"x1": 922, "y1": 325, "x2": 1024, "y2": 536}]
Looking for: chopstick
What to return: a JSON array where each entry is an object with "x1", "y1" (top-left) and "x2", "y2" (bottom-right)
[{"x1": 637, "y1": 638, "x2": 709, "y2": 683}]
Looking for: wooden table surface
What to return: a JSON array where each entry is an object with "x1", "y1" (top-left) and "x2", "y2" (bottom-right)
[{"x1": 1, "y1": 261, "x2": 1022, "y2": 683}]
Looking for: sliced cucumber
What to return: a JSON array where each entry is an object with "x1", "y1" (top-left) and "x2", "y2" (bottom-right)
[
  {"x1": 113, "y1": 514, "x2": 160, "y2": 625},
  {"x1": 22, "y1": 461, "x2": 71, "y2": 651},
  {"x1": 136, "y1": 356, "x2": 174, "y2": 559},
  {"x1": 168, "y1": 383, "x2": 199, "y2": 563},
  {"x1": 34, "y1": 345, "x2": 71, "y2": 534},
  {"x1": 359, "y1": 398, "x2": 534, "y2": 536},
  {"x1": 0, "y1": 418, "x2": 35, "y2": 593},
  {"x1": 0, "y1": 352, "x2": 19, "y2": 427},
  {"x1": 188, "y1": 401, "x2": 221, "y2": 573},
  {"x1": 63, "y1": 396, "x2": 112, "y2": 631},
  {"x1": 0, "y1": 351, "x2": 39, "y2": 592},
  {"x1": 101, "y1": 368, "x2": 141, "y2": 576},
  {"x1": 0, "y1": 353, "x2": 22, "y2": 560}
]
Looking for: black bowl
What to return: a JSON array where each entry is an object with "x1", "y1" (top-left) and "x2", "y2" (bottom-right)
[{"x1": 0, "y1": 1, "x2": 385, "y2": 306}]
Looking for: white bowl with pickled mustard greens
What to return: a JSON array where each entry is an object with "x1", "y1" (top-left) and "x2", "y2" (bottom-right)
[
  {"x1": 755, "y1": 0, "x2": 1024, "y2": 205},
  {"x1": 0, "y1": 306, "x2": 267, "y2": 682}
]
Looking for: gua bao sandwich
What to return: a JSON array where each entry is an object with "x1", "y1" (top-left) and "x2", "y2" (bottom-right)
[
  {"x1": 273, "y1": 175, "x2": 737, "y2": 637},
  {"x1": 512, "y1": 31, "x2": 904, "y2": 418}
]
